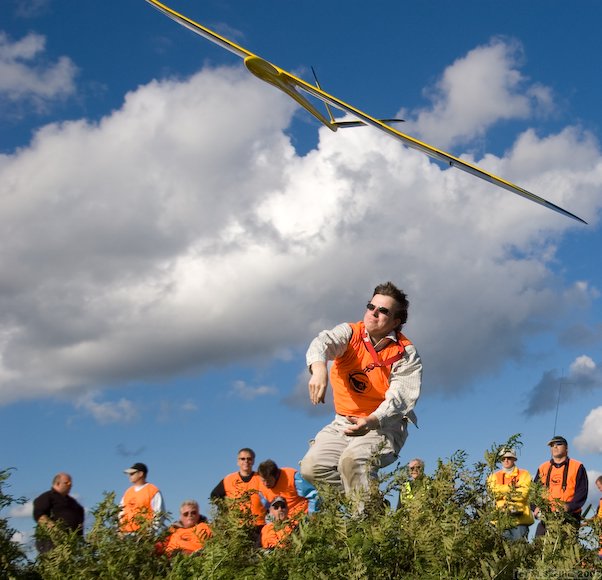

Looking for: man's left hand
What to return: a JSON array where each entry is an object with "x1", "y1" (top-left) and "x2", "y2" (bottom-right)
[{"x1": 344, "y1": 415, "x2": 379, "y2": 437}]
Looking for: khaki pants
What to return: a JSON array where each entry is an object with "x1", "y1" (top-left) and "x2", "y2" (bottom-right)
[{"x1": 300, "y1": 414, "x2": 407, "y2": 495}]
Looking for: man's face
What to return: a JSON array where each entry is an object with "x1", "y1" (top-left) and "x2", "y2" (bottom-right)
[
  {"x1": 261, "y1": 475, "x2": 277, "y2": 489},
  {"x1": 550, "y1": 442, "x2": 568, "y2": 461},
  {"x1": 237, "y1": 452, "x2": 254, "y2": 476},
  {"x1": 408, "y1": 462, "x2": 423, "y2": 480},
  {"x1": 180, "y1": 505, "x2": 201, "y2": 528},
  {"x1": 128, "y1": 470, "x2": 145, "y2": 485},
  {"x1": 269, "y1": 501, "x2": 288, "y2": 522},
  {"x1": 501, "y1": 456, "x2": 516, "y2": 469},
  {"x1": 53, "y1": 475, "x2": 72, "y2": 496},
  {"x1": 363, "y1": 294, "x2": 402, "y2": 340},
  {"x1": 596, "y1": 480, "x2": 602, "y2": 493}
]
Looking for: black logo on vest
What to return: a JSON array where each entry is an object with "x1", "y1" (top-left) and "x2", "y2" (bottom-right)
[{"x1": 348, "y1": 371, "x2": 370, "y2": 394}]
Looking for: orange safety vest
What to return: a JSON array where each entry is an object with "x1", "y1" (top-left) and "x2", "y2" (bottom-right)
[
  {"x1": 260, "y1": 521, "x2": 296, "y2": 549},
  {"x1": 258, "y1": 467, "x2": 308, "y2": 516},
  {"x1": 164, "y1": 522, "x2": 212, "y2": 555},
  {"x1": 330, "y1": 321, "x2": 413, "y2": 417},
  {"x1": 120, "y1": 483, "x2": 160, "y2": 532},
  {"x1": 537, "y1": 458, "x2": 583, "y2": 512},
  {"x1": 223, "y1": 472, "x2": 266, "y2": 525}
]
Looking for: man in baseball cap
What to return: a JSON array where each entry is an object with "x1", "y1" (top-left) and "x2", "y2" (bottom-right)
[
  {"x1": 119, "y1": 462, "x2": 165, "y2": 533},
  {"x1": 533, "y1": 436, "x2": 588, "y2": 536}
]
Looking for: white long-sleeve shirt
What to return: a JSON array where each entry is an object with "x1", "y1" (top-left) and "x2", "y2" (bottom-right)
[{"x1": 306, "y1": 322, "x2": 422, "y2": 428}]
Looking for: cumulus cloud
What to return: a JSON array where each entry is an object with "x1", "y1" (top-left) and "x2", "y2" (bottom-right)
[
  {"x1": 74, "y1": 393, "x2": 139, "y2": 424},
  {"x1": 8, "y1": 500, "x2": 32, "y2": 518},
  {"x1": 524, "y1": 354, "x2": 602, "y2": 416},
  {"x1": 405, "y1": 38, "x2": 554, "y2": 149},
  {"x1": 230, "y1": 380, "x2": 278, "y2": 400},
  {"x1": 0, "y1": 31, "x2": 77, "y2": 112},
  {"x1": 0, "y1": 38, "x2": 601, "y2": 408},
  {"x1": 574, "y1": 407, "x2": 602, "y2": 453}
]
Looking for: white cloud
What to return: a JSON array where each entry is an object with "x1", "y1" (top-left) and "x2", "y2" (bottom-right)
[
  {"x1": 405, "y1": 38, "x2": 554, "y2": 149},
  {"x1": 74, "y1": 394, "x2": 139, "y2": 424},
  {"x1": 0, "y1": 39, "x2": 601, "y2": 407},
  {"x1": 0, "y1": 31, "x2": 77, "y2": 110},
  {"x1": 8, "y1": 500, "x2": 32, "y2": 518},
  {"x1": 575, "y1": 407, "x2": 602, "y2": 453},
  {"x1": 230, "y1": 380, "x2": 278, "y2": 400}
]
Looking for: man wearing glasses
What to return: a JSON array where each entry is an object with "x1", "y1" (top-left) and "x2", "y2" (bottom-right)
[
  {"x1": 260, "y1": 497, "x2": 296, "y2": 549},
  {"x1": 533, "y1": 435, "x2": 588, "y2": 536},
  {"x1": 210, "y1": 448, "x2": 266, "y2": 539},
  {"x1": 300, "y1": 281, "x2": 422, "y2": 499},
  {"x1": 487, "y1": 448, "x2": 533, "y2": 540},
  {"x1": 160, "y1": 500, "x2": 212, "y2": 555},
  {"x1": 119, "y1": 462, "x2": 165, "y2": 533}
]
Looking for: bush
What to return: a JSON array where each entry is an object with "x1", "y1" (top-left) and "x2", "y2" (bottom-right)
[{"x1": 4, "y1": 437, "x2": 602, "y2": 579}]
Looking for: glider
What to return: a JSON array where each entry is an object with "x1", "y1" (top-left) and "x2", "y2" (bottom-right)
[{"x1": 146, "y1": 0, "x2": 586, "y2": 224}]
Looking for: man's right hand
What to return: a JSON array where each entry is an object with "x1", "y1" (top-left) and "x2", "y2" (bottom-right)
[{"x1": 308, "y1": 362, "x2": 328, "y2": 404}]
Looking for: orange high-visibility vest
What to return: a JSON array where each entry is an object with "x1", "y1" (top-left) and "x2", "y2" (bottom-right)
[
  {"x1": 223, "y1": 472, "x2": 266, "y2": 525},
  {"x1": 537, "y1": 459, "x2": 583, "y2": 512},
  {"x1": 120, "y1": 483, "x2": 159, "y2": 532},
  {"x1": 258, "y1": 467, "x2": 308, "y2": 516},
  {"x1": 260, "y1": 521, "x2": 296, "y2": 549},
  {"x1": 330, "y1": 321, "x2": 413, "y2": 417},
  {"x1": 164, "y1": 522, "x2": 212, "y2": 554}
]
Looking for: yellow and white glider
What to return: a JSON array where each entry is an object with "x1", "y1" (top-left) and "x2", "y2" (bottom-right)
[{"x1": 146, "y1": 0, "x2": 586, "y2": 224}]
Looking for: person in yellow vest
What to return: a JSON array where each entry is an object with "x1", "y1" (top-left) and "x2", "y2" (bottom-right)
[
  {"x1": 119, "y1": 462, "x2": 165, "y2": 533},
  {"x1": 260, "y1": 496, "x2": 297, "y2": 550},
  {"x1": 533, "y1": 435, "x2": 588, "y2": 537},
  {"x1": 210, "y1": 447, "x2": 266, "y2": 542},
  {"x1": 596, "y1": 475, "x2": 602, "y2": 558},
  {"x1": 300, "y1": 282, "x2": 422, "y2": 496},
  {"x1": 487, "y1": 448, "x2": 534, "y2": 540},
  {"x1": 397, "y1": 458, "x2": 427, "y2": 507},
  {"x1": 159, "y1": 500, "x2": 212, "y2": 556}
]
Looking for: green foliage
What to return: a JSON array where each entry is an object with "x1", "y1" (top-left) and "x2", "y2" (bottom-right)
[
  {"x1": 0, "y1": 469, "x2": 36, "y2": 579},
  {"x1": 3, "y1": 438, "x2": 602, "y2": 579}
]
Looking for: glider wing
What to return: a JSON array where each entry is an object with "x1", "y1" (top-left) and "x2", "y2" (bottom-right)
[{"x1": 146, "y1": 0, "x2": 586, "y2": 224}]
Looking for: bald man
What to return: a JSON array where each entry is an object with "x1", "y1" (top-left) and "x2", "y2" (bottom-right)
[{"x1": 33, "y1": 472, "x2": 84, "y2": 554}]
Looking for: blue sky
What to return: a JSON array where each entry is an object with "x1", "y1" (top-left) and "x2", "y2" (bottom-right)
[{"x1": 2, "y1": 0, "x2": 602, "y2": 548}]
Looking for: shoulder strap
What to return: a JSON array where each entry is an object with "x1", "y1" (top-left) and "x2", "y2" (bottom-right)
[{"x1": 361, "y1": 331, "x2": 405, "y2": 373}]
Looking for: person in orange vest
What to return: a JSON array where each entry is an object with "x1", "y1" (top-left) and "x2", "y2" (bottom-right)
[
  {"x1": 300, "y1": 282, "x2": 422, "y2": 497},
  {"x1": 487, "y1": 448, "x2": 534, "y2": 541},
  {"x1": 119, "y1": 462, "x2": 165, "y2": 533},
  {"x1": 158, "y1": 500, "x2": 212, "y2": 556},
  {"x1": 210, "y1": 447, "x2": 266, "y2": 541},
  {"x1": 533, "y1": 435, "x2": 588, "y2": 537},
  {"x1": 257, "y1": 460, "x2": 317, "y2": 517},
  {"x1": 260, "y1": 496, "x2": 297, "y2": 550}
]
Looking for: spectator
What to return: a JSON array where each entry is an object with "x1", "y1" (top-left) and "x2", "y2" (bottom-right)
[
  {"x1": 120, "y1": 462, "x2": 165, "y2": 533},
  {"x1": 160, "y1": 500, "x2": 211, "y2": 556},
  {"x1": 257, "y1": 460, "x2": 317, "y2": 516},
  {"x1": 210, "y1": 447, "x2": 266, "y2": 538},
  {"x1": 261, "y1": 496, "x2": 297, "y2": 549},
  {"x1": 33, "y1": 472, "x2": 84, "y2": 554},
  {"x1": 300, "y1": 282, "x2": 422, "y2": 497},
  {"x1": 398, "y1": 458, "x2": 426, "y2": 506},
  {"x1": 596, "y1": 475, "x2": 602, "y2": 558},
  {"x1": 487, "y1": 448, "x2": 534, "y2": 540},
  {"x1": 533, "y1": 436, "x2": 588, "y2": 536}
]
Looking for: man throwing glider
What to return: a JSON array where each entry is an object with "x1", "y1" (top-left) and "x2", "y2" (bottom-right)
[{"x1": 300, "y1": 282, "x2": 422, "y2": 498}]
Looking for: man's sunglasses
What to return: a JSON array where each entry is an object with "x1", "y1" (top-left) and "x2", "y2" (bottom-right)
[{"x1": 366, "y1": 303, "x2": 393, "y2": 317}]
